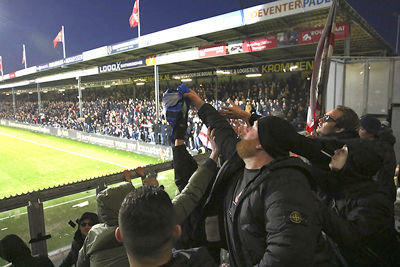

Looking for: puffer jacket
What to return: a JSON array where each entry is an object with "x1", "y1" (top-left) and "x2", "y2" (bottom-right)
[
  {"x1": 318, "y1": 170, "x2": 399, "y2": 266},
  {"x1": 198, "y1": 103, "x2": 328, "y2": 267}
]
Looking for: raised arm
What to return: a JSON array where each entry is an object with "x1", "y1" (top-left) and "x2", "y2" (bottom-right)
[
  {"x1": 185, "y1": 89, "x2": 238, "y2": 159},
  {"x1": 172, "y1": 127, "x2": 219, "y2": 224}
]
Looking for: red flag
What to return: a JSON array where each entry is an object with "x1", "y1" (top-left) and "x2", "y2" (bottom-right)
[
  {"x1": 129, "y1": 0, "x2": 140, "y2": 28},
  {"x1": 306, "y1": 0, "x2": 337, "y2": 133},
  {"x1": 53, "y1": 28, "x2": 63, "y2": 48}
]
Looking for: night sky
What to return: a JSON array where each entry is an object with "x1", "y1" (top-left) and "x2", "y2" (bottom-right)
[{"x1": 0, "y1": 0, "x2": 399, "y2": 74}]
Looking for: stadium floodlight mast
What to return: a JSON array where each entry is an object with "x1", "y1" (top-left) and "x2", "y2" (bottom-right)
[
  {"x1": 396, "y1": 13, "x2": 400, "y2": 54},
  {"x1": 76, "y1": 76, "x2": 83, "y2": 117}
]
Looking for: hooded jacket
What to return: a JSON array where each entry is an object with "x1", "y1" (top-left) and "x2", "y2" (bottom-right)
[
  {"x1": 77, "y1": 160, "x2": 218, "y2": 267},
  {"x1": 197, "y1": 103, "x2": 326, "y2": 267},
  {"x1": 320, "y1": 163, "x2": 400, "y2": 267},
  {"x1": 60, "y1": 212, "x2": 99, "y2": 267},
  {"x1": 0, "y1": 234, "x2": 54, "y2": 267}
]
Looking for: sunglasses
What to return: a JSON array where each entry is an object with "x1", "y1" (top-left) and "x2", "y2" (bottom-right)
[
  {"x1": 322, "y1": 114, "x2": 336, "y2": 123},
  {"x1": 80, "y1": 222, "x2": 94, "y2": 227}
]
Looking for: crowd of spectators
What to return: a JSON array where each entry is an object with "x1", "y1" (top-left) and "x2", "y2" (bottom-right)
[{"x1": 0, "y1": 74, "x2": 310, "y2": 150}]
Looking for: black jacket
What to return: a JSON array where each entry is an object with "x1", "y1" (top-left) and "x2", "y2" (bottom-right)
[
  {"x1": 198, "y1": 104, "x2": 323, "y2": 267},
  {"x1": 160, "y1": 247, "x2": 217, "y2": 267},
  {"x1": 375, "y1": 127, "x2": 397, "y2": 201},
  {"x1": 60, "y1": 230, "x2": 85, "y2": 267},
  {"x1": 318, "y1": 169, "x2": 399, "y2": 266}
]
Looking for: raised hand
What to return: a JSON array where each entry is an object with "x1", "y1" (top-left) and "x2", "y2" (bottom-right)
[{"x1": 219, "y1": 99, "x2": 251, "y2": 125}]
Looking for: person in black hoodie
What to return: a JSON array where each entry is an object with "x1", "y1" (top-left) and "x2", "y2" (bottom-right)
[
  {"x1": 0, "y1": 234, "x2": 54, "y2": 267},
  {"x1": 359, "y1": 114, "x2": 397, "y2": 201},
  {"x1": 60, "y1": 212, "x2": 99, "y2": 267},
  {"x1": 318, "y1": 140, "x2": 399, "y2": 266}
]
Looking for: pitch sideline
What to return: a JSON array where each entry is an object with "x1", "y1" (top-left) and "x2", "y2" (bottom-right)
[{"x1": 0, "y1": 131, "x2": 134, "y2": 169}]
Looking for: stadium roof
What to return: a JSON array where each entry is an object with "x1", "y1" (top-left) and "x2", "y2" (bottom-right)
[{"x1": 0, "y1": 0, "x2": 395, "y2": 93}]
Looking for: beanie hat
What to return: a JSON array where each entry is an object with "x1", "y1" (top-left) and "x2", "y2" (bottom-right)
[
  {"x1": 257, "y1": 116, "x2": 298, "y2": 158},
  {"x1": 360, "y1": 115, "x2": 380, "y2": 135},
  {"x1": 343, "y1": 139, "x2": 383, "y2": 178}
]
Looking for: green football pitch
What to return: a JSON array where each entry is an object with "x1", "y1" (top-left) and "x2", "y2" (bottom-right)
[{"x1": 0, "y1": 125, "x2": 178, "y2": 265}]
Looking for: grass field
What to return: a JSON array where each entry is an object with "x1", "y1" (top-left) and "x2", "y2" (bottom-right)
[{"x1": 0, "y1": 125, "x2": 178, "y2": 266}]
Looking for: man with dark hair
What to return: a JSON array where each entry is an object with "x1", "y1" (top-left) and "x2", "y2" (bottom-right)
[
  {"x1": 316, "y1": 105, "x2": 359, "y2": 138},
  {"x1": 183, "y1": 90, "x2": 323, "y2": 266},
  {"x1": 116, "y1": 186, "x2": 216, "y2": 267},
  {"x1": 359, "y1": 114, "x2": 381, "y2": 140}
]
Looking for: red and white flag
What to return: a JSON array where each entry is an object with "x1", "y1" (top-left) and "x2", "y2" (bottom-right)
[
  {"x1": 198, "y1": 124, "x2": 212, "y2": 149},
  {"x1": 306, "y1": 0, "x2": 337, "y2": 133},
  {"x1": 53, "y1": 28, "x2": 63, "y2": 48},
  {"x1": 129, "y1": 0, "x2": 140, "y2": 28},
  {"x1": 22, "y1": 44, "x2": 26, "y2": 67}
]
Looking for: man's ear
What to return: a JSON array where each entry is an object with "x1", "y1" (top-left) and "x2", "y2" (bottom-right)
[
  {"x1": 335, "y1": 127, "x2": 345, "y2": 133},
  {"x1": 255, "y1": 143, "x2": 263, "y2": 150},
  {"x1": 173, "y1": 225, "x2": 182, "y2": 239},
  {"x1": 115, "y1": 227, "x2": 123, "y2": 243}
]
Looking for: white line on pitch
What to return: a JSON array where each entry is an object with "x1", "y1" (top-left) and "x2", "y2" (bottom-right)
[{"x1": 0, "y1": 131, "x2": 133, "y2": 168}]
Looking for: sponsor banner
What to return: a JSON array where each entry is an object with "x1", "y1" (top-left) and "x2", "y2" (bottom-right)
[
  {"x1": 299, "y1": 22, "x2": 349, "y2": 44},
  {"x1": 277, "y1": 31, "x2": 299, "y2": 47},
  {"x1": 176, "y1": 66, "x2": 261, "y2": 78},
  {"x1": 37, "y1": 64, "x2": 49, "y2": 72},
  {"x1": 261, "y1": 59, "x2": 314, "y2": 73},
  {"x1": 108, "y1": 39, "x2": 139, "y2": 55},
  {"x1": 133, "y1": 74, "x2": 171, "y2": 82},
  {"x1": 48, "y1": 59, "x2": 64, "y2": 69},
  {"x1": 139, "y1": 11, "x2": 243, "y2": 48},
  {"x1": 0, "y1": 120, "x2": 173, "y2": 160},
  {"x1": 64, "y1": 54, "x2": 83, "y2": 65},
  {"x1": 156, "y1": 48, "x2": 199, "y2": 65},
  {"x1": 98, "y1": 58, "x2": 145, "y2": 73},
  {"x1": 15, "y1": 66, "x2": 36, "y2": 77},
  {"x1": 218, "y1": 67, "x2": 260, "y2": 75},
  {"x1": 199, "y1": 43, "x2": 227, "y2": 58},
  {"x1": 146, "y1": 56, "x2": 156, "y2": 66},
  {"x1": 243, "y1": 0, "x2": 332, "y2": 25},
  {"x1": 227, "y1": 40, "x2": 243, "y2": 54},
  {"x1": 176, "y1": 71, "x2": 215, "y2": 79},
  {"x1": 82, "y1": 46, "x2": 108, "y2": 61},
  {"x1": 36, "y1": 55, "x2": 83, "y2": 73},
  {"x1": 243, "y1": 34, "x2": 277, "y2": 52}
]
